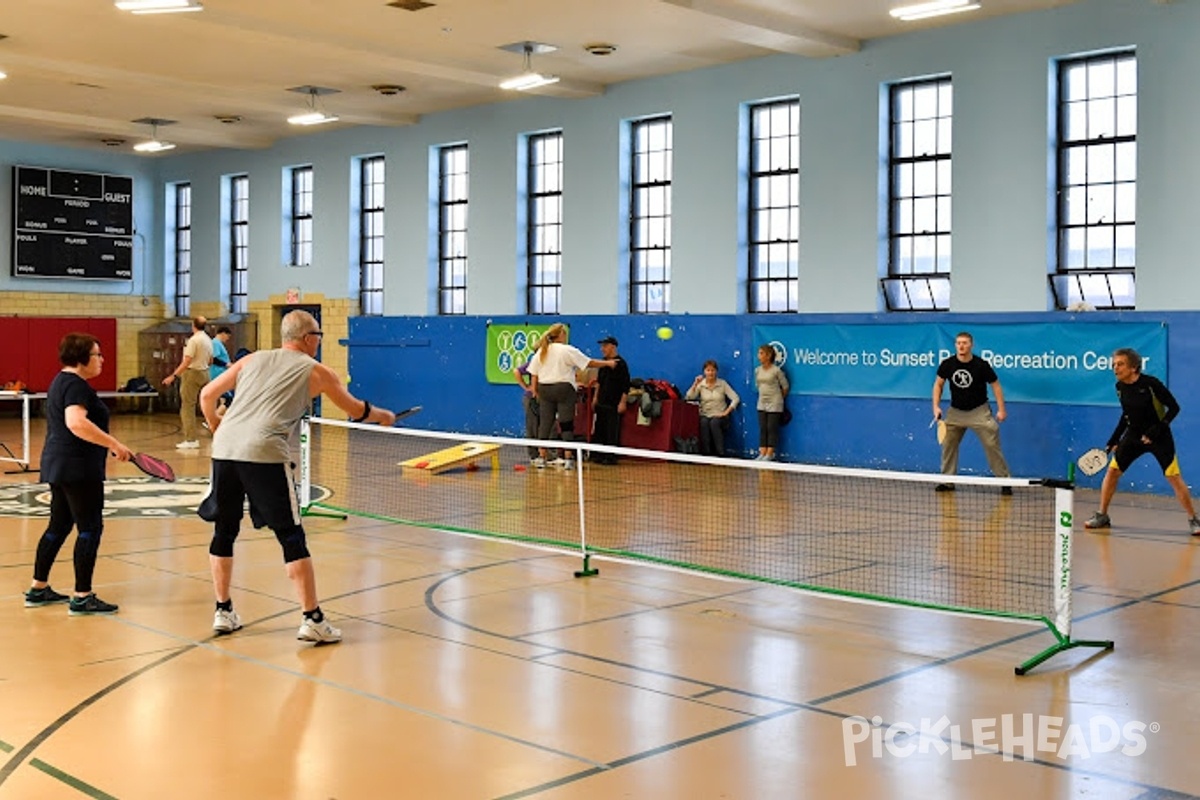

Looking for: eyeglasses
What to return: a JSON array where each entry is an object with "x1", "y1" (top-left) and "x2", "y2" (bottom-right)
[
  {"x1": 306, "y1": 330, "x2": 324, "y2": 339},
  {"x1": 90, "y1": 351, "x2": 104, "y2": 359}
]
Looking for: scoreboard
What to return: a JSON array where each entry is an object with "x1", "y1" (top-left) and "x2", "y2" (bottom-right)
[{"x1": 11, "y1": 166, "x2": 134, "y2": 281}]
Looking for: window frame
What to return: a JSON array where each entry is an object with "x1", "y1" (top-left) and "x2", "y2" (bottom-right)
[
  {"x1": 1050, "y1": 50, "x2": 1138, "y2": 310},
  {"x1": 174, "y1": 182, "x2": 192, "y2": 318},
  {"x1": 229, "y1": 174, "x2": 249, "y2": 314},
  {"x1": 747, "y1": 98, "x2": 801, "y2": 313},
  {"x1": 526, "y1": 131, "x2": 564, "y2": 315},
  {"x1": 290, "y1": 165, "x2": 313, "y2": 267},
  {"x1": 882, "y1": 76, "x2": 954, "y2": 312},
  {"x1": 437, "y1": 144, "x2": 469, "y2": 315},
  {"x1": 359, "y1": 156, "x2": 385, "y2": 316},
  {"x1": 628, "y1": 115, "x2": 673, "y2": 314}
]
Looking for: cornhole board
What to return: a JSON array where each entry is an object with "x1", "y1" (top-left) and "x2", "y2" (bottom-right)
[{"x1": 400, "y1": 442, "x2": 501, "y2": 475}]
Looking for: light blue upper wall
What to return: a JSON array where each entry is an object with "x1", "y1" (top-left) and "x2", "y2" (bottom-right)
[
  {"x1": 3, "y1": 0, "x2": 1197, "y2": 315},
  {"x1": 161, "y1": 128, "x2": 394, "y2": 308},
  {"x1": 0, "y1": 139, "x2": 162, "y2": 300}
]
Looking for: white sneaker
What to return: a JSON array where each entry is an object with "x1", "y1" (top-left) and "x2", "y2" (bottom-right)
[
  {"x1": 213, "y1": 607, "x2": 242, "y2": 634},
  {"x1": 562, "y1": 459, "x2": 575, "y2": 470},
  {"x1": 176, "y1": 440, "x2": 200, "y2": 449},
  {"x1": 548, "y1": 457, "x2": 567, "y2": 468},
  {"x1": 531, "y1": 457, "x2": 546, "y2": 469},
  {"x1": 297, "y1": 616, "x2": 342, "y2": 644}
]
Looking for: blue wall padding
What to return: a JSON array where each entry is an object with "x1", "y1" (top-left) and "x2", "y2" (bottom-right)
[{"x1": 348, "y1": 311, "x2": 1200, "y2": 496}]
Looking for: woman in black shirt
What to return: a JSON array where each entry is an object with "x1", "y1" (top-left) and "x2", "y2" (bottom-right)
[{"x1": 25, "y1": 333, "x2": 133, "y2": 614}]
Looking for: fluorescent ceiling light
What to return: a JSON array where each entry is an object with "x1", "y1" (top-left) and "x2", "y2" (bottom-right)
[
  {"x1": 133, "y1": 139, "x2": 176, "y2": 153},
  {"x1": 499, "y1": 42, "x2": 560, "y2": 91},
  {"x1": 287, "y1": 87, "x2": 340, "y2": 125},
  {"x1": 287, "y1": 110, "x2": 339, "y2": 126},
  {"x1": 890, "y1": 0, "x2": 980, "y2": 21},
  {"x1": 0, "y1": 71, "x2": 7, "y2": 80},
  {"x1": 499, "y1": 72, "x2": 560, "y2": 91},
  {"x1": 115, "y1": 0, "x2": 203, "y2": 13}
]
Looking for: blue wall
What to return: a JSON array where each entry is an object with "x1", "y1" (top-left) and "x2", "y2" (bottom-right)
[
  {"x1": 4, "y1": 0, "x2": 1200, "y2": 501},
  {"x1": 351, "y1": 310, "x2": 1200, "y2": 495}
]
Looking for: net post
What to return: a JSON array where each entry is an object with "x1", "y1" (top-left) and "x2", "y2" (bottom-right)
[
  {"x1": 572, "y1": 441, "x2": 598, "y2": 578},
  {"x1": 1053, "y1": 484, "x2": 1074, "y2": 641},
  {"x1": 297, "y1": 416, "x2": 346, "y2": 520},
  {"x1": 299, "y1": 416, "x2": 312, "y2": 511},
  {"x1": 1015, "y1": 481, "x2": 1114, "y2": 675},
  {"x1": 3, "y1": 393, "x2": 35, "y2": 474},
  {"x1": 22, "y1": 394, "x2": 30, "y2": 468}
]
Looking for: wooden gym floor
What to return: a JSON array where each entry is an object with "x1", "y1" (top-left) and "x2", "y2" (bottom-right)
[{"x1": 1, "y1": 412, "x2": 1199, "y2": 799}]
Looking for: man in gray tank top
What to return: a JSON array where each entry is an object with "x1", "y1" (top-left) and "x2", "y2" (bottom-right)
[{"x1": 198, "y1": 310, "x2": 397, "y2": 644}]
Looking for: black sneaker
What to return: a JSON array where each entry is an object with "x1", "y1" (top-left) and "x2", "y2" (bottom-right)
[
  {"x1": 68, "y1": 594, "x2": 119, "y2": 616},
  {"x1": 935, "y1": 483, "x2": 955, "y2": 492},
  {"x1": 1001, "y1": 486, "x2": 1014, "y2": 496},
  {"x1": 24, "y1": 586, "x2": 69, "y2": 608}
]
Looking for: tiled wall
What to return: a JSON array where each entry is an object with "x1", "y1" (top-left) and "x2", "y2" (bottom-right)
[{"x1": 247, "y1": 294, "x2": 357, "y2": 419}]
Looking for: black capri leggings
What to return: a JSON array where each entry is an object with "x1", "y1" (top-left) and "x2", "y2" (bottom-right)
[
  {"x1": 758, "y1": 410, "x2": 782, "y2": 449},
  {"x1": 34, "y1": 481, "x2": 106, "y2": 592}
]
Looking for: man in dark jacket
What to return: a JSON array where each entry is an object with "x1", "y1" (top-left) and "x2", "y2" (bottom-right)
[
  {"x1": 591, "y1": 336, "x2": 630, "y2": 465},
  {"x1": 1084, "y1": 347, "x2": 1200, "y2": 534}
]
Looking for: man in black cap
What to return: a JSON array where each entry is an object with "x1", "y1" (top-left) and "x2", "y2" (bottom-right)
[{"x1": 591, "y1": 336, "x2": 630, "y2": 464}]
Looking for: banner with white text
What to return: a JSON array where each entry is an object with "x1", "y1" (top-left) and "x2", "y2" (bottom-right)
[{"x1": 752, "y1": 322, "x2": 1167, "y2": 406}]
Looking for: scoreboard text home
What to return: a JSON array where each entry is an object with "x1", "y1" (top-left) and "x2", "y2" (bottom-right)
[{"x1": 11, "y1": 166, "x2": 134, "y2": 281}]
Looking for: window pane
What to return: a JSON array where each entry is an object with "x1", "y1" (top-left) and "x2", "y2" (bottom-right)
[
  {"x1": 887, "y1": 78, "x2": 951, "y2": 312},
  {"x1": 631, "y1": 117, "x2": 673, "y2": 313}
]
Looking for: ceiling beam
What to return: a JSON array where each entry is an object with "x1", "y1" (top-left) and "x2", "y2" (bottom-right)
[
  {"x1": 0, "y1": 103, "x2": 276, "y2": 149},
  {"x1": 660, "y1": 0, "x2": 860, "y2": 57},
  {"x1": 3, "y1": 53, "x2": 419, "y2": 123},
  {"x1": 194, "y1": 7, "x2": 603, "y2": 95}
]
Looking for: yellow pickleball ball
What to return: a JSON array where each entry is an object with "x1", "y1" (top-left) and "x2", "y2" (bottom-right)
[{"x1": 656, "y1": 327, "x2": 673, "y2": 341}]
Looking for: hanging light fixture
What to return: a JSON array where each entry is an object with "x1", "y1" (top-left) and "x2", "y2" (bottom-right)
[
  {"x1": 287, "y1": 86, "x2": 340, "y2": 126},
  {"x1": 132, "y1": 118, "x2": 176, "y2": 153},
  {"x1": 499, "y1": 43, "x2": 560, "y2": 91},
  {"x1": 114, "y1": 0, "x2": 203, "y2": 14}
]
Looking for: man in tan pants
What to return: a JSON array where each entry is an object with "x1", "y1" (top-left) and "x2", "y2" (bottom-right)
[
  {"x1": 931, "y1": 331, "x2": 1011, "y2": 493},
  {"x1": 162, "y1": 316, "x2": 213, "y2": 449}
]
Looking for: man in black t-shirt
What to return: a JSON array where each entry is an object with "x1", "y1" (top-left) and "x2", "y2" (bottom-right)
[
  {"x1": 591, "y1": 336, "x2": 631, "y2": 465},
  {"x1": 931, "y1": 331, "x2": 1010, "y2": 491},
  {"x1": 1083, "y1": 348, "x2": 1200, "y2": 535}
]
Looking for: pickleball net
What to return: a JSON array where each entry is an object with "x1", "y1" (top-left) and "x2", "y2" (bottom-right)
[{"x1": 301, "y1": 417, "x2": 1111, "y2": 673}]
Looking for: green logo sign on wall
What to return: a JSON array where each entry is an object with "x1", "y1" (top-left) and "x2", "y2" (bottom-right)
[{"x1": 485, "y1": 323, "x2": 561, "y2": 384}]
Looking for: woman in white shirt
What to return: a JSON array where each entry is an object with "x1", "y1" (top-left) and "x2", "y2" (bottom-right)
[
  {"x1": 685, "y1": 360, "x2": 740, "y2": 457},
  {"x1": 528, "y1": 323, "x2": 614, "y2": 468}
]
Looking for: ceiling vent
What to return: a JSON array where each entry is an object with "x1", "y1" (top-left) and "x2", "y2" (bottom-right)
[{"x1": 387, "y1": 0, "x2": 434, "y2": 10}]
